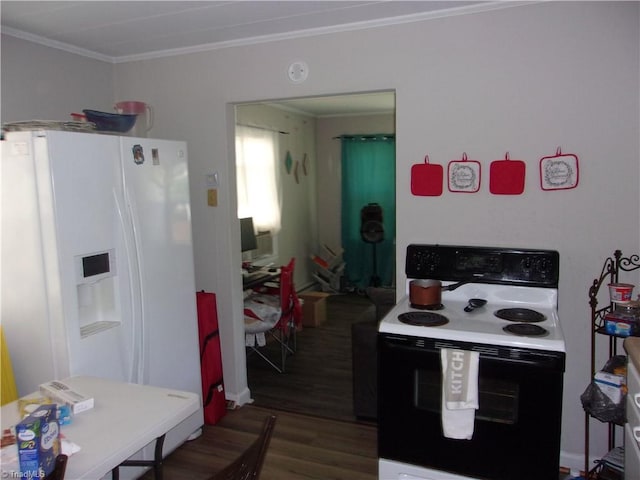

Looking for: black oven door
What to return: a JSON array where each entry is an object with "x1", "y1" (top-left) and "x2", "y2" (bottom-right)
[{"x1": 378, "y1": 333, "x2": 565, "y2": 480}]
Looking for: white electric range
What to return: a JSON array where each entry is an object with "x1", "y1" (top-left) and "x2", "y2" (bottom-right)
[
  {"x1": 378, "y1": 244, "x2": 566, "y2": 480},
  {"x1": 379, "y1": 281, "x2": 565, "y2": 352}
]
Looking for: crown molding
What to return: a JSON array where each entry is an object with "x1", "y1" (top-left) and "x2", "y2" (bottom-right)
[
  {"x1": 1, "y1": 2, "x2": 536, "y2": 65},
  {"x1": 1, "y1": 26, "x2": 114, "y2": 63}
]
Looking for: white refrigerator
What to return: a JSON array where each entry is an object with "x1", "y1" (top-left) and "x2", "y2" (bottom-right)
[{"x1": 1, "y1": 129, "x2": 203, "y2": 476}]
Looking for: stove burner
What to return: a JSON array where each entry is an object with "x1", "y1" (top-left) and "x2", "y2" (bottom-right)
[
  {"x1": 398, "y1": 312, "x2": 449, "y2": 327},
  {"x1": 410, "y1": 303, "x2": 444, "y2": 311},
  {"x1": 503, "y1": 323, "x2": 549, "y2": 337},
  {"x1": 495, "y1": 308, "x2": 546, "y2": 323}
]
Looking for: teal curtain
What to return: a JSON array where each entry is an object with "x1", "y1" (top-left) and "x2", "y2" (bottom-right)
[{"x1": 341, "y1": 135, "x2": 395, "y2": 289}]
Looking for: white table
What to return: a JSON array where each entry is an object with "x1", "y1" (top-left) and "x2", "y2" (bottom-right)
[{"x1": 1, "y1": 376, "x2": 202, "y2": 479}]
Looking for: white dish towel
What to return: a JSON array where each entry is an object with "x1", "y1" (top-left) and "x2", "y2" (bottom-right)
[{"x1": 440, "y1": 348, "x2": 480, "y2": 440}]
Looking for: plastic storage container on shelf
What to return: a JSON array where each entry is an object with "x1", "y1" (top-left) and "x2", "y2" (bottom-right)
[
  {"x1": 615, "y1": 299, "x2": 640, "y2": 318},
  {"x1": 605, "y1": 299, "x2": 640, "y2": 337},
  {"x1": 608, "y1": 283, "x2": 634, "y2": 303}
]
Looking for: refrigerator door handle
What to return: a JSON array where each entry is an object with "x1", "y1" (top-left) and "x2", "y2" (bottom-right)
[{"x1": 115, "y1": 189, "x2": 145, "y2": 384}]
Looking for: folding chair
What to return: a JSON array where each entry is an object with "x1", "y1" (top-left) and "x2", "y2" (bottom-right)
[{"x1": 244, "y1": 258, "x2": 301, "y2": 372}]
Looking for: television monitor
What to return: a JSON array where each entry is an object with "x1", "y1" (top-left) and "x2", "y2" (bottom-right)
[{"x1": 240, "y1": 217, "x2": 258, "y2": 252}]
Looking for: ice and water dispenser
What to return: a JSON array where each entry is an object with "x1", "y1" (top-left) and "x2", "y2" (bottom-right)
[{"x1": 75, "y1": 250, "x2": 119, "y2": 337}]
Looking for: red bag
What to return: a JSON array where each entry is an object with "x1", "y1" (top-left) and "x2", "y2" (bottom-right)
[{"x1": 196, "y1": 291, "x2": 226, "y2": 425}]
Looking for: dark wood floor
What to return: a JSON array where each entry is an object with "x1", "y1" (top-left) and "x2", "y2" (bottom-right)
[
  {"x1": 141, "y1": 294, "x2": 378, "y2": 480},
  {"x1": 151, "y1": 294, "x2": 570, "y2": 479},
  {"x1": 246, "y1": 293, "x2": 375, "y2": 422},
  {"x1": 143, "y1": 404, "x2": 378, "y2": 480}
]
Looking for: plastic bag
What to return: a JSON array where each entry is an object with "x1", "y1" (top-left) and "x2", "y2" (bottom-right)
[{"x1": 580, "y1": 355, "x2": 627, "y2": 425}]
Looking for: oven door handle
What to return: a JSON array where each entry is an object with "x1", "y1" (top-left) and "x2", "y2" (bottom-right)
[{"x1": 380, "y1": 336, "x2": 565, "y2": 371}]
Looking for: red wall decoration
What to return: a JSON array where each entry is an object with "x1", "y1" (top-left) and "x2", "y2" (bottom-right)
[
  {"x1": 539, "y1": 147, "x2": 579, "y2": 190},
  {"x1": 448, "y1": 152, "x2": 481, "y2": 193},
  {"x1": 410, "y1": 148, "x2": 579, "y2": 197},
  {"x1": 411, "y1": 155, "x2": 443, "y2": 196}
]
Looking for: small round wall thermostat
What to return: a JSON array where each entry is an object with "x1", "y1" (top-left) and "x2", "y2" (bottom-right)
[{"x1": 287, "y1": 61, "x2": 309, "y2": 83}]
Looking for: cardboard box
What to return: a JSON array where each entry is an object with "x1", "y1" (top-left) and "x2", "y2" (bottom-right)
[
  {"x1": 17, "y1": 404, "x2": 60, "y2": 478},
  {"x1": 299, "y1": 292, "x2": 330, "y2": 327},
  {"x1": 19, "y1": 395, "x2": 73, "y2": 426},
  {"x1": 604, "y1": 311, "x2": 638, "y2": 337},
  {"x1": 594, "y1": 371, "x2": 625, "y2": 404},
  {"x1": 40, "y1": 380, "x2": 94, "y2": 414}
]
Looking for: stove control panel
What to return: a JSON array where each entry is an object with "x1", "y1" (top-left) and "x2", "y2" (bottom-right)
[{"x1": 405, "y1": 244, "x2": 559, "y2": 288}]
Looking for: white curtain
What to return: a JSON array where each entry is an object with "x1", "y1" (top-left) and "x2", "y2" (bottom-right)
[{"x1": 235, "y1": 125, "x2": 281, "y2": 233}]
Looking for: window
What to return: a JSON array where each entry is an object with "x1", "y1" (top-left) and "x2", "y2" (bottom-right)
[{"x1": 236, "y1": 125, "x2": 281, "y2": 258}]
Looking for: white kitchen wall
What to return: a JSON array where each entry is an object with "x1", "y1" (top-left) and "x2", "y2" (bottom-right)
[
  {"x1": 2, "y1": 1, "x2": 639, "y2": 472},
  {"x1": 0, "y1": 35, "x2": 113, "y2": 121},
  {"x1": 110, "y1": 2, "x2": 640, "y2": 470}
]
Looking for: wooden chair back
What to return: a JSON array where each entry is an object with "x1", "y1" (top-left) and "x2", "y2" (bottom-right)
[
  {"x1": 44, "y1": 454, "x2": 68, "y2": 480},
  {"x1": 206, "y1": 415, "x2": 277, "y2": 480}
]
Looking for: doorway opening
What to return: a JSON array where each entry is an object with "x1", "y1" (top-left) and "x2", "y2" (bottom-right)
[{"x1": 235, "y1": 91, "x2": 396, "y2": 422}]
